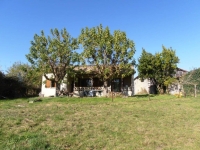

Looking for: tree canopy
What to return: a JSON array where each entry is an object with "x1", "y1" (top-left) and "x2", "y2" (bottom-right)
[
  {"x1": 26, "y1": 28, "x2": 79, "y2": 92},
  {"x1": 7, "y1": 62, "x2": 42, "y2": 89},
  {"x1": 79, "y1": 24, "x2": 135, "y2": 95},
  {"x1": 137, "y1": 46, "x2": 179, "y2": 93}
]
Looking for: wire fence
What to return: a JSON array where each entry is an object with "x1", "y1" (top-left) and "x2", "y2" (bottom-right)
[{"x1": 183, "y1": 84, "x2": 200, "y2": 97}]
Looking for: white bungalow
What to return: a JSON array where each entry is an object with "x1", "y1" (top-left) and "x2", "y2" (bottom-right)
[{"x1": 41, "y1": 66, "x2": 134, "y2": 97}]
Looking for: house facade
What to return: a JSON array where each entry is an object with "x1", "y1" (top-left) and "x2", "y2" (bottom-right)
[
  {"x1": 41, "y1": 67, "x2": 187, "y2": 97},
  {"x1": 41, "y1": 73, "x2": 59, "y2": 97},
  {"x1": 134, "y1": 68, "x2": 188, "y2": 95},
  {"x1": 168, "y1": 68, "x2": 188, "y2": 95},
  {"x1": 41, "y1": 66, "x2": 134, "y2": 97},
  {"x1": 134, "y1": 77, "x2": 157, "y2": 95}
]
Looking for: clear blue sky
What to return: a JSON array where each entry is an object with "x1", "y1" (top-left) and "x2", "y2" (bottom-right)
[{"x1": 0, "y1": 0, "x2": 200, "y2": 73}]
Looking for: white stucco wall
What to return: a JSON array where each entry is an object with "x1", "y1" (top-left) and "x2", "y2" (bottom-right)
[
  {"x1": 41, "y1": 73, "x2": 56, "y2": 97},
  {"x1": 41, "y1": 73, "x2": 69, "y2": 97},
  {"x1": 168, "y1": 83, "x2": 182, "y2": 95},
  {"x1": 134, "y1": 78, "x2": 149, "y2": 94}
]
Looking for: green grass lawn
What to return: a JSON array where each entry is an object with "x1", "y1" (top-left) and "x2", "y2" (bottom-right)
[{"x1": 1, "y1": 95, "x2": 200, "y2": 149}]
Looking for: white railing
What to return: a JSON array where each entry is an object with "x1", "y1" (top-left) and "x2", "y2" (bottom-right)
[
  {"x1": 74, "y1": 87, "x2": 104, "y2": 91},
  {"x1": 74, "y1": 86, "x2": 132, "y2": 91}
]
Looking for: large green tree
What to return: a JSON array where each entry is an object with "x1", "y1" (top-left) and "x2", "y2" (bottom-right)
[
  {"x1": 137, "y1": 49, "x2": 155, "y2": 79},
  {"x1": 79, "y1": 24, "x2": 135, "y2": 96},
  {"x1": 137, "y1": 46, "x2": 179, "y2": 94},
  {"x1": 26, "y1": 28, "x2": 79, "y2": 94}
]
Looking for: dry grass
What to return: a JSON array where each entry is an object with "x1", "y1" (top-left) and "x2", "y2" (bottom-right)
[{"x1": 1, "y1": 95, "x2": 200, "y2": 149}]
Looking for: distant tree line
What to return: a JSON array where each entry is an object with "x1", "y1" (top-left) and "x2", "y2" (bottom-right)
[{"x1": 0, "y1": 62, "x2": 41, "y2": 98}]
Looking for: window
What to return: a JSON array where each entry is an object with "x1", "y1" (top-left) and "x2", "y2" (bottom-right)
[
  {"x1": 93, "y1": 78, "x2": 103, "y2": 87},
  {"x1": 75, "y1": 77, "x2": 104, "y2": 87},
  {"x1": 80, "y1": 78, "x2": 93, "y2": 87},
  {"x1": 112, "y1": 78, "x2": 121, "y2": 92},
  {"x1": 51, "y1": 80, "x2": 56, "y2": 87}
]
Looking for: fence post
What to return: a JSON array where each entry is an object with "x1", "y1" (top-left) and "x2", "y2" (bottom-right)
[{"x1": 194, "y1": 84, "x2": 197, "y2": 97}]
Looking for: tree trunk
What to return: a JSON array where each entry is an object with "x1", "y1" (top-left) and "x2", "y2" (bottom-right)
[
  {"x1": 103, "y1": 81, "x2": 108, "y2": 97},
  {"x1": 163, "y1": 86, "x2": 167, "y2": 94},
  {"x1": 55, "y1": 81, "x2": 60, "y2": 97},
  {"x1": 156, "y1": 85, "x2": 162, "y2": 94},
  {"x1": 156, "y1": 84, "x2": 166, "y2": 94}
]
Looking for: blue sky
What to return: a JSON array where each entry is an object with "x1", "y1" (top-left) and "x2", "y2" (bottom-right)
[{"x1": 0, "y1": 0, "x2": 200, "y2": 73}]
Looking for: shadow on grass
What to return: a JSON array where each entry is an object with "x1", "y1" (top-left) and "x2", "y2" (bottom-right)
[
  {"x1": 133, "y1": 94, "x2": 155, "y2": 98},
  {"x1": 0, "y1": 96, "x2": 12, "y2": 101},
  {"x1": 0, "y1": 95, "x2": 37, "y2": 101}
]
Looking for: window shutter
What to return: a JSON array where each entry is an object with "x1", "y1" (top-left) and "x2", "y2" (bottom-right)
[{"x1": 46, "y1": 80, "x2": 51, "y2": 88}]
